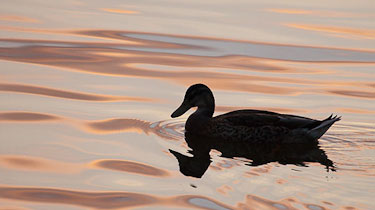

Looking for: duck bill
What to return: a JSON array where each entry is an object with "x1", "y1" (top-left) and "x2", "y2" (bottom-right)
[{"x1": 171, "y1": 102, "x2": 191, "y2": 118}]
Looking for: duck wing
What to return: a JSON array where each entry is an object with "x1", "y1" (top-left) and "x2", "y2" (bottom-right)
[{"x1": 212, "y1": 109, "x2": 320, "y2": 129}]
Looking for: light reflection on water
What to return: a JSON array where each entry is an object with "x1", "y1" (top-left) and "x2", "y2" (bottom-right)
[{"x1": 0, "y1": 0, "x2": 374, "y2": 209}]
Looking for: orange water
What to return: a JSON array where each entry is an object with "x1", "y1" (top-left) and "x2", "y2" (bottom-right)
[{"x1": 0, "y1": 1, "x2": 374, "y2": 209}]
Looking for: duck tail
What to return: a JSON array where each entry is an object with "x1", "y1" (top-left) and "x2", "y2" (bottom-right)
[{"x1": 308, "y1": 114, "x2": 341, "y2": 140}]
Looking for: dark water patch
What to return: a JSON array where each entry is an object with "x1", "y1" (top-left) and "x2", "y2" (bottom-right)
[{"x1": 92, "y1": 159, "x2": 170, "y2": 177}]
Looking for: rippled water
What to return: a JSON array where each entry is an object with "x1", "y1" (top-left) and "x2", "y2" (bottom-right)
[{"x1": 0, "y1": 0, "x2": 374, "y2": 209}]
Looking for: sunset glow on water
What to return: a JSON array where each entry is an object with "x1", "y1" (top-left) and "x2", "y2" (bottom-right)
[{"x1": 0, "y1": 1, "x2": 374, "y2": 209}]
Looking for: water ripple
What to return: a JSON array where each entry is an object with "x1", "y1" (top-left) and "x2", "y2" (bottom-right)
[
  {"x1": 0, "y1": 30, "x2": 374, "y2": 98},
  {"x1": 0, "y1": 112, "x2": 60, "y2": 122},
  {"x1": 91, "y1": 159, "x2": 170, "y2": 177},
  {"x1": 123, "y1": 32, "x2": 375, "y2": 62},
  {"x1": 321, "y1": 121, "x2": 375, "y2": 176},
  {"x1": 0, "y1": 83, "x2": 153, "y2": 102},
  {"x1": 0, "y1": 186, "x2": 358, "y2": 210},
  {"x1": 85, "y1": 118, "x2": 185, "y2": 140}
]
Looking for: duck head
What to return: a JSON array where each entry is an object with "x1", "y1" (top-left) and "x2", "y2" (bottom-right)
[{"x1": 171, "y1": 84, "x2": 215, "y2": 118}]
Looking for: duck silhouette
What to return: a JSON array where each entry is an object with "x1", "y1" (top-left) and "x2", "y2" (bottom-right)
[
  {"x1": 170, "y1": 84, "x2": 337, "y2": 178},
  {"x1": 171, "y1": 84, "x2": 340, "y2": 144}
]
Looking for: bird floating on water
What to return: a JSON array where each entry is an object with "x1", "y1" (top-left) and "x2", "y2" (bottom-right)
[{"x1": 171, "y1": 84, "x2": 341, "y2": 144}]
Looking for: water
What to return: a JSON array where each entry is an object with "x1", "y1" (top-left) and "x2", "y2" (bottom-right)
[{"x1": 0, "y1": 0, "x2": 374, "y2": 209}]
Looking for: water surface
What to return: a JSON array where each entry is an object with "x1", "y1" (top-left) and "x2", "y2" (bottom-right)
[{"x1": 0, "y1": 0, "x2": 374, "y2": 209}]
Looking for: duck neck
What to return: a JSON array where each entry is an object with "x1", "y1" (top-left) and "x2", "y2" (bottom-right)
[
  {"x1": 196, "y1": 106, "x2": 214, "y2": 118},
  {"x1": 185, "y1": 97, "x2": 214, "y2": 133},
  {"x1": 195, "y1": 97, "x2": 215, "y2": 118},
  {"x1": 186, "y1": 103, "x2": 214, "y2": 133}
]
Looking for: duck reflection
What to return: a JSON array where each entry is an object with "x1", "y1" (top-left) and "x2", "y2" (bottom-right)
[{"x1": 170, "y1": 132, "x2": 334, "y2": 178}]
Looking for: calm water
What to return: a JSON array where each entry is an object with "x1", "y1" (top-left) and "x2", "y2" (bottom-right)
[{"x1": 1, "y1": 0, "x2": 374, "y2": 209}]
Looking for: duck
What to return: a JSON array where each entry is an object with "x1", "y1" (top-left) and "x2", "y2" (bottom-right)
[{"x1": 171, "y1": 84, "x2": 341, "y2": 144}]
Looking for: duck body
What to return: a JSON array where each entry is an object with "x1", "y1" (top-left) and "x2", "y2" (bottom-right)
[
  {"x1": 186, "y1": 109, "x2": 340, "y2": 144},
  {"x1": 172, "y1": 84, "x2": 341, "y2": 144}
]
